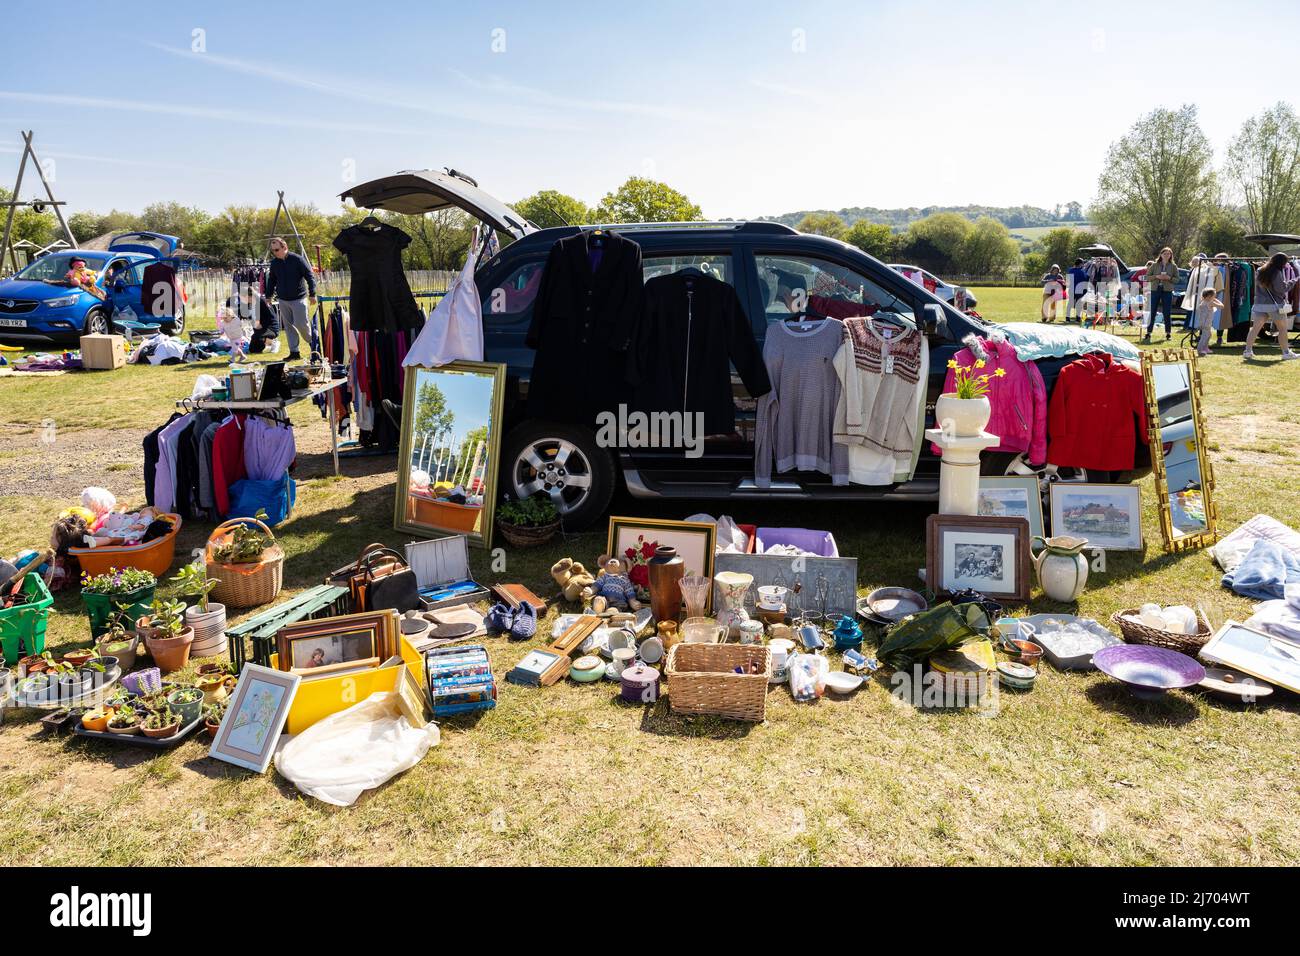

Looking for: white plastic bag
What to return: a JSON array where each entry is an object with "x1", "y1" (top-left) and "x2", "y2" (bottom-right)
[
  {"x1": 274, "y1": 691, "x2": 440, "y2": 807},
  {"x1": 191, "y1": 373, "x2": 221, "y2": 401},
  {"x1": 402, "y1": 248, "x2": 482, "y2": 367},
  {"x1": 788, "y1": 652, "x2": 828, "y2": 702}
]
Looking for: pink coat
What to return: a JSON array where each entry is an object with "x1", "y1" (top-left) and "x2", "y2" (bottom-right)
[{"x1": 932, "y1": 338, "x2": 1047, "y2": 463}]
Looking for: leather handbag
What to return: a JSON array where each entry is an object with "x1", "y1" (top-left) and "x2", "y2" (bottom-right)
[{"x1": 329, "y1": 542, "x2": 420, "y2": 614}]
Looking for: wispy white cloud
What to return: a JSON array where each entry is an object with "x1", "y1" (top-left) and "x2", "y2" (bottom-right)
[
  {"x1": 0, "y1": 143, "x2": 227, "y2": 174},
  {"x1": 748, "y1": 77, "x2": 820, "y2": 100},
  {"x1": 445, "y1": 68, "x2": 714, "y2": 125},
  {"x1": 0, "y1": 90, "x2": 429, "y2": 137},
  {"x1": 144, "y1": 42, "x2": 585, "y2": 133}
]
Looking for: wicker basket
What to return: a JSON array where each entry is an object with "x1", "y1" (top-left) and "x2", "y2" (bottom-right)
[
  {"x1": 1110, "y1": 607, "x2": 1212, "y2": 655},
  {"x1": 206, "y1": 518, "x2": 284, "y2": 610},
  {"x1": 665, "y1": 642, "x2": 771, "y2": 722},
  {"x1": 495, "y1": 517, "x2": 561, "y2": 549}
]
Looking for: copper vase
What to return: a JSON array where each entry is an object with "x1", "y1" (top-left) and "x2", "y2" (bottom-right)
[{"x1": 647, "y1": 545, "x2": 686, "y2": 623}]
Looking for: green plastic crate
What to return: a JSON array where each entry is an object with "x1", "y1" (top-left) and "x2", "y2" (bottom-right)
[{"x1": 0, "y1": 573, "x2": 54, "y2": 665}]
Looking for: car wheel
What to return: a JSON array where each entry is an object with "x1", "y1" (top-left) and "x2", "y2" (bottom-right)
[
  {"x1": 162, "y1": 305, "x2": 185, "y2": 336},
  {"x1": 83, "y1": 307, "x2": 110, "y2": 336},
  {"x1": 502, "y1": 421, "x2": 615, "y2": 530}
]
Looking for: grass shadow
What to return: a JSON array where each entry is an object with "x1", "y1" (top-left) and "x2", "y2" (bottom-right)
[
  {"x1": 1084, "y1": 681, "x2": 1200, "y2": 726},
  {"x1": 634, "y1": 693, "x2": 759, "y2": 740}
]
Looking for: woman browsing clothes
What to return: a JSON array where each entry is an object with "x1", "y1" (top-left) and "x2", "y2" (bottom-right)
[{"x1": 1243, "y1": 252, "x2": 1298, "y2": 361}]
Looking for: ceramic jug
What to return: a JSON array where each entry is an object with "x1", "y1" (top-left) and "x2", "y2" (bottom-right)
[{"x1": 1031, "y1": 535, "x2": 1090, "y2": 603}]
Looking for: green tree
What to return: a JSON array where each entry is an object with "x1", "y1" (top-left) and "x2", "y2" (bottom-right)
[
  {"x1": 843, "y1": 220, "x2": 898, "y2": 260},
  {"x1": 594, "y1": 177, "x2": 702, "y2": 223},
  {"x1": 1225, "y1": 102, "x2": 1300, "y2": 235},
  {"x1": 1039, "y1": 226, "x2": 1099, "y2": 272},
  {"x1": 413, "y1": 381, "x2": 454, "y2": 441},
  {"x1": 902, "y1": 212, "x2": 972, "y2": 273},
  {"x1": 1092, "y1": 105, "x2": 1217, "y2": 262},
  {"x1": 138, "y1": 202, "x2": 211, "y2": 245},
  {"x1": 513, "y1": 190, "x2": 592, "y2": 229},
  {"x1": 1197, "y1": 209, "x2": 1265, "y2": 258},
  {"x1": 956, "y1": 216, "x2": 1020, "y2": 277},
  {"x1": 67, "y1": 208, "x2": 139, "y2": 243},
  {"x1": 795, "y1": 211, "x2": 847, "y2": 239},
  {"x1": 385, "y1": 210, "x2": 474, "y2": 271}
]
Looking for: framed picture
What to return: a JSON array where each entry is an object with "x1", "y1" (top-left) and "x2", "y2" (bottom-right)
[
  {"x1": 926, "y1": 514, "x2": 1031, "y2": 604},
  {"x1": 395, "y1": 361, "x2": 507, "y2": 548},
  {"x1": 606, "y1": 516, "x2": 716, "y2": 607},
  {"x1": 275, "y1": 610, "x2": 396, "y2": 673},
  {"x1": 977, "y1": 476, "x2": 1045, "y2": 540},
  {"x1": 395, "y1": 664, "x2": 430, "y2": 728},
  {"x1": 209, "y1": 664, "x2": 300, "y2": 773},
  {"x1": 1201, "y1": 620, "x2": 1300, "y2": 695},
  {"x1": 1049, "y1": 482, "x2": 1143, "y2": 551}
]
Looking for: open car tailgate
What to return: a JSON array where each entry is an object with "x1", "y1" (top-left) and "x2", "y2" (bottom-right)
[{"x1": 340, "y1": 169, "x2": 535, "y2": 240}]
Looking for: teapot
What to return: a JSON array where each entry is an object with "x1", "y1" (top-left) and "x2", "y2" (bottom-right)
[{"x1": 1030, "y1": 535, "x2": 1090, "y2": 603}]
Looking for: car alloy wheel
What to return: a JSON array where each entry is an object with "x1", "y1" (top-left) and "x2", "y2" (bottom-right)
[
  {"x1": 511, "y1": 437, "x2": 593, "y2": 517},
  {"x1": 85, "y1": 310, "x2": 109, "y2": 335}
]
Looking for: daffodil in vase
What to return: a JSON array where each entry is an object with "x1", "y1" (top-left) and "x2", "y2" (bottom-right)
[{"x1": 935, "y1": 359, "x2": 1006, "y2": 438}]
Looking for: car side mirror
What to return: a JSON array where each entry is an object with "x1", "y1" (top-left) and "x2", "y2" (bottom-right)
[{"x1": 922, "y1": 303, "x2": 943, "y2": 336}]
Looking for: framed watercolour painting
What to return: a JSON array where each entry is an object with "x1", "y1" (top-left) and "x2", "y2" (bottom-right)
[
  {"x1": 977, "y1": 476, "x2": 1045, "y2": 540},
  {"x1": 209, "y1": 664, "x2": 300, "y2": 774},
  {"x1": 925, "y1": 514, "x2": 1031, "y2": 605},
  {"x1": 606, "y1": 516, "x2": 716, "y2": 608},
  {"x1": 1049, "y1": 482, "x2": 1143, "y2": 551}
]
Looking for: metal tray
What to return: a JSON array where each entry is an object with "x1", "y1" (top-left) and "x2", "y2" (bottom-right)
[
  {"x1": 1020, "y1": 614, "x2": 1121, "y2": 671},
  {"x1": 71, "y1": 714, "x2": 205, "y2": 750}
]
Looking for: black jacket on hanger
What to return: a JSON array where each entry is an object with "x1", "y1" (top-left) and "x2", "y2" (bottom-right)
[
  {"x1": 332, "y1": 222, "x2": 424, "y2": 333},
  {"x1": 526, "y1": 230, "x2": 643, "y2": 424},
  {"x1": 629, "y1": 270, "x2": 771, "y2": 435}
]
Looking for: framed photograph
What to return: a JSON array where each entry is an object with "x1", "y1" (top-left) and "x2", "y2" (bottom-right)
[
  {"x1": 275, "y1": 610, "x2": 396, "y2": 673},
  {"x1": 926, "y1": 514, "x2": 1031, "y2": 604},
  {"x1": 505, "y1": 648, "x2": 564, "y2": 687},
  {"x1": 606, "y1": 516, "x2": 716, "y2": 607},
  {"x1": 209, "y1": 664, "x2": 300, "y2": 774},
  {"x1": 977, "y1": 476, "x2": 1044, "y2": 540},
  {"x1": 1049, "y1": 482, "x2": 1143, "y2": 551},
  {"x1": 395, "y1": 361, "x2": 506, "y2": 548},
  {"x1": 1201, "y1": 620, "x2": 1300, "y2": 695}
]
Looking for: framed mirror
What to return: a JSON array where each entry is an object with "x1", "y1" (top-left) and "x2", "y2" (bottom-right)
[
  {"x1": 1141, "y1": 348, "x2": 1217, "y2": 552},
  {"x1": 395, "y1": 361, "x2": 506, "y2": 548}
]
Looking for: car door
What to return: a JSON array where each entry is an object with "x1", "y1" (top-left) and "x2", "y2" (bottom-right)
[{"x1": 108, "y1": 260, "x2": 146, "y2": 317}]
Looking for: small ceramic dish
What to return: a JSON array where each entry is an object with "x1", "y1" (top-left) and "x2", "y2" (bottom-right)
[
  {"x1": 1197, "y1": 667, "x2": 1274, "y2": 703},
  {"x1": 570, "y1": 656, "x2": 605, "y2": 683},
  {"x1": 823, "y1": 670, "x2": 864, "y2": 694}
]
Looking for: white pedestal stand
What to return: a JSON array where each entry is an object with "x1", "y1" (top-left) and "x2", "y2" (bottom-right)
[{"x1": 924, "y1": 428, "x2": 999, "y2": 516}]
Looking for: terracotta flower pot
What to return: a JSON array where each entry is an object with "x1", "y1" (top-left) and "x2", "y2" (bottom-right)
[
  {"x1": 204, "y1": 720, "x2": 222, "y2": 740},
  {"x1": 934, "y1": 393, "x2": 992, "y2": 438},
  {"x1": 107, "y1": 720, "x2": 140, "y2": 735},
  {"x1": 61, "y1": 649, "x2": 95, "y2": 667},
  {"x1": 142, "y1": 720, "x2": 180, "y2": 739},
  {"x1": 142, "y1": 627, "x2": 194, "y2": 674},
  {"x1": 97, "y1": 635, "x2": 138, "y2": 672},
  {"x1": 18, "y1": 654, "x2": 47, "y2": 676}
]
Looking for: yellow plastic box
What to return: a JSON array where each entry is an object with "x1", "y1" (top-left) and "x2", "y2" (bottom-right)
[{"x1": 270, "y1": 634, "x2": 426, "y2": 735}]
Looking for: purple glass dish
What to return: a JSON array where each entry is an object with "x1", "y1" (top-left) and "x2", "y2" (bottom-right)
[{"x1": 1093, "y1": 644, "x2": 1206, "y2": 700}]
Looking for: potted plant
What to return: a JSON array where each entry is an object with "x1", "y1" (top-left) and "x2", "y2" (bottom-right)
[
  {"x1": 494, "y1": 494, "x2": 561, "y2": 548},
  {"x1": 202, "y1": 700, "x2": 227, "y2": 739},
  {"x1": 61, "y1": 648, "x2": 95, "y2": 668},
  {"x1": 141, "y1": 706, "x2": 181, "y2": 739},
  {"x1": 166, "y1": 686, "x2": 203, "y2": 725},
  {"x1": 17, "y1": 653, "x2": 48, "y2": 676},
  {"x1": 935, "y1": 359, "x2": 1005, "y2": 438},
  {"x1": 17, "y1": 672, "x2": 55, "y2": 705},
  {"x1": 47, "y1": 659, "x2": 93, "y2": 703},
  {"x1": 106, "y1": 706, "x2": 141, "y2": 735},
  {"x1": 137, "y1": 598, "x2": 194, "y2": 674},
  {"x1": 171, "y1": 562, "x2": 227, "y2": 659},
  {"x1": 80, "y1": 568, "x2": 157, "y2": 639},
  {"x1": 95, "y1": 607, "x2": 140, "y2": 672},
  {"x1": 80, "y1": 707, "x2": 111, "y2": 732}
]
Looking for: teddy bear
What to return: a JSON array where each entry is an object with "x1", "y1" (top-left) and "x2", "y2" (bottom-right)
[
  {"x1": 550, "y1": 557, "x2": 594, "y2": 603},
  {"x1": 581, "y1": 555, "x2": 642, "y2": 613}
]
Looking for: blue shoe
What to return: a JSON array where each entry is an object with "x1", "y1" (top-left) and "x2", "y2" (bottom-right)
[
  {"x1": 510, "y1": 602, "x2": 538, "y2": 641},
  {"x1": 485, "y1": 602, "x2": 515, "y2": 633}
]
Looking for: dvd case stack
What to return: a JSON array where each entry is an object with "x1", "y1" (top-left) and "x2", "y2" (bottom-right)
[{"x1": 423, "y1": 644, "x2": 497, "y2": 717}]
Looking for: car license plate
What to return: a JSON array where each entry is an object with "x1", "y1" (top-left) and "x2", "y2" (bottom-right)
[{"x1": 0, "y1": 318, "x2": 26, "y2": 328}]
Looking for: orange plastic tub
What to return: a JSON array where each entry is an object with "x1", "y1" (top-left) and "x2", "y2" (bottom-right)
[
  {"x1": 407, "y1": 494, "x2": 482, "y2": 533},
  {"x1": 68, "y1": 514, "x2": 183, "y2": 578}
]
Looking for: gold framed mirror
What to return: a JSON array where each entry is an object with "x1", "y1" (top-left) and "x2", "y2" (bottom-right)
[
  {"x1": 1141, "y1": 348, "x2": 1218, "y2": 552},
  {"x1": 394, "y1": 361, "x2": 506, "y2": 548}
]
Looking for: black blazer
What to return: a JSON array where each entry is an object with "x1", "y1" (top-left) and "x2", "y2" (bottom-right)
[
  {"x1": 629, "y1": 270, "x2": 771, "y2": 435},
  {"x1": 527, "y1": 230, "x2": 643, "y2": 353}
]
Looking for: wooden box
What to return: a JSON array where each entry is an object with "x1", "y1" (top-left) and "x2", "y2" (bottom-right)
[{"x1": 80, "y1": 334, "x2": 125, "y2": 370}]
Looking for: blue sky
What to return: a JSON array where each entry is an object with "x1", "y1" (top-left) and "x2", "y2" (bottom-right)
[{"x1": 0, "y1": 0, "x2": 1287, "y2": 220}]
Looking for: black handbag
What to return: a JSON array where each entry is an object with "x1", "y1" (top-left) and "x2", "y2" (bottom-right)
[{"x1": 331, "y1": 543, "x2": 420, "y2": 614}]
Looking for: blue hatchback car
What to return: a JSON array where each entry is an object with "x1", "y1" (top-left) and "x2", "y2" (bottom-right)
[{"x1": 0, "y1": 231, "x2": 187, "y2": 344}]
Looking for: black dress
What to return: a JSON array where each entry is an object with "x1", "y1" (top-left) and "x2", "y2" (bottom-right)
[
  {"x1": 629, "y1": 270, "x2": 771, "y2": 435},
  {"x1": 526, "y1": 230, "x2": 643, "y2": 425},
  {"x1": 332, "y1": 223, "x2": 424, "y2": 332}
]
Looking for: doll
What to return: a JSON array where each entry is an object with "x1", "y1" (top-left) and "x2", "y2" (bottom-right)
[
  {"x1": 64, "y1": 259, "x2": 106, "y2": 300},
  {"x1": 581, "y1": 555, "x2": 642, "y2": 613}
]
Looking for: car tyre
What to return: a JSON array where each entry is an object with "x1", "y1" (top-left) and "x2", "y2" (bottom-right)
[
  {"x1": 82, "y1": 307, "x2": 110, "y2": 337},
  {"x1": 502, "y1": 421, "x2": 615, "y2": 530},
  {"x1": 161, "y1": 305, "x2": 185, "y2": 336}
]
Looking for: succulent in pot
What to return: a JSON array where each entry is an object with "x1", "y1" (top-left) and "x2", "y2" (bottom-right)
[
  {"x1": 80, "y1": 707, "x2": 111, "y2": 732},
  {"x1": 107, "y1": 706, "x2": 142, "y2": 735},
  {"x1": 138, "y1": 598, "x2": 194, "y2": 674},
  {"x1": 166, "y1": 686, "x2": 204, "y2": 725},
  {"x1": 202, "y1": 700, "x2": 227, "y2": 739},
  {"x1": 141, "y1": 706, "x2": 182, "y2": 739}
]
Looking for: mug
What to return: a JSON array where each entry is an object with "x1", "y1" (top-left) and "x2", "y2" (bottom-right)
[{"x1": 611, "y1": 646, "x2": 637, "y2": 675}]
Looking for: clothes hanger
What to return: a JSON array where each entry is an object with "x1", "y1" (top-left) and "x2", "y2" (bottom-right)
[{"x1": 359, "y1": 211, "x2": 383, "y2": 231}]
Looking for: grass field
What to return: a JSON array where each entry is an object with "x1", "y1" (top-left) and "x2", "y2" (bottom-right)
[{"x1": 0, "y1": 288, "x2": 1296, "y2": 866}]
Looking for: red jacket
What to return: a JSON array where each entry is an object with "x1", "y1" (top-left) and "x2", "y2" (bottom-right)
[{"x1": 1047, "y1": 353, "x2": 1148, "y2": 470}]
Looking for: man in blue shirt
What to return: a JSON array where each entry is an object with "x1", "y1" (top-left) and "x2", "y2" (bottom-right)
[{"x1": 1067, "y1": 258, "x2": 1089, "y2": 322}]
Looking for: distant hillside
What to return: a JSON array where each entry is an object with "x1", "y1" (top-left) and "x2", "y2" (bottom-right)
[{"x1": 759, "y1": 204, "x2": 1086, "y2": 231}]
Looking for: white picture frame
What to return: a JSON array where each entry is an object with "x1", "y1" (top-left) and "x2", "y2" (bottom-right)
[
  {"x1": 209, "y1": 664, "x2": 300, "y2": 774},
  {"x1": 977, "y1": 476, "x2": 1045, "y2": 540},
  {"x1": 1049, "y1": 482, "x2": 1143, "y2": 551},
  {"x1": 1200, "y1": 620, "x2": 1300, "y2": 695}
]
